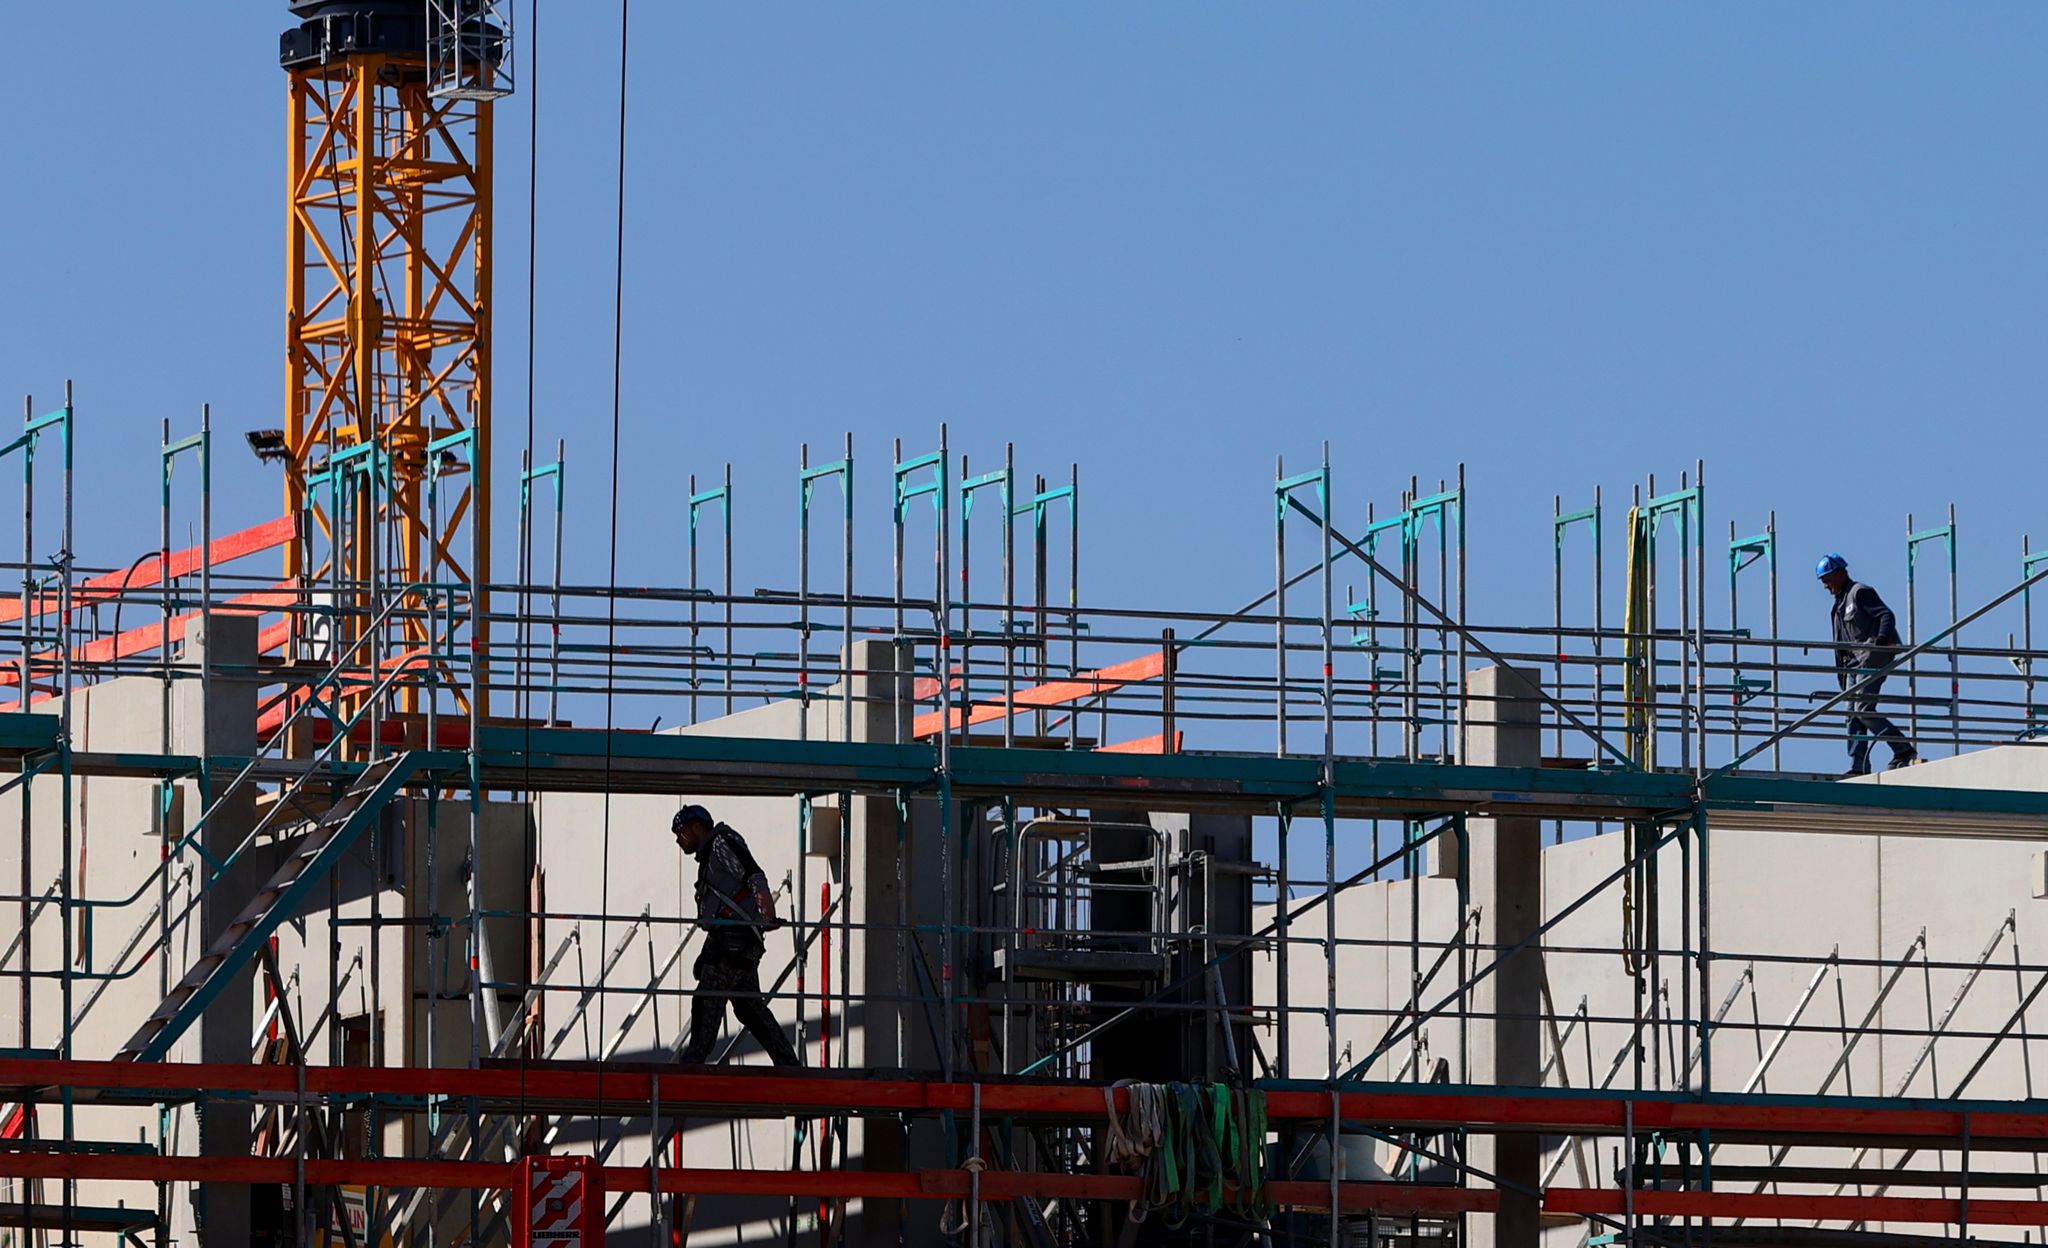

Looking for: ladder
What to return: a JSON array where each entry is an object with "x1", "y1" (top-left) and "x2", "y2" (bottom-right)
[{"x1": 114, "y1": 753, "x2": 422, "y2": 1062}]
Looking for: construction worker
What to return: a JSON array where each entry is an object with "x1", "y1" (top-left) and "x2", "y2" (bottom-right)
[
  {"x1": 672, "y1": 805, "x2": 802, "y2": 1066},
  {"x1": 1817, "y1": 554, "x2": 1917, "y2": 776}
]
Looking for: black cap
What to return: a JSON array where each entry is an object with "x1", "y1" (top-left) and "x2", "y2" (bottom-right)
[
  {"x1": 280, "y1": 1, "x2": 505, "y2": 72},
  {"x1": 281, "y1": 4, "x2": 428, "y2": 69},
  {"x1": 672, "y1": 805, "x2": 714, "y2": 834}
]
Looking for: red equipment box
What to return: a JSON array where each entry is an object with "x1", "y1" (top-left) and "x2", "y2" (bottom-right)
[{"x1": 515, "y1": 1155, "x2": 604, "y2": 1247}]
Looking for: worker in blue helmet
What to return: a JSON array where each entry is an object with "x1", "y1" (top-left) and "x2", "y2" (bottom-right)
[
  {"x1": 671, "y1": 804, "x2": 801, "y2": 1066},
  {"x1": 1816, "y1": 554, "x2": 1916, "y2": 775}
]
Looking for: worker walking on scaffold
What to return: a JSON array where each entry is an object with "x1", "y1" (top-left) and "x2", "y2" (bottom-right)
[
  {"x1": 672, "y1": 805, "x2": 803, "y2": 1066},
  {"x1": 1817, "y1": 553, "x2": 1917, "y2": 776}
]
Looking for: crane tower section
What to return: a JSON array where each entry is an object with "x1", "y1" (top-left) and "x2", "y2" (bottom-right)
[{"x1": 280, "y1": 1, "x2": 512, "y2": 701}]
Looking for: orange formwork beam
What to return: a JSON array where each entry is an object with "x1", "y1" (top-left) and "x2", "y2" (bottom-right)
[
  {"x1": 0, "y1": 516, "x2": 298, "y2": 625},
  {"x1": 1099, "y1": 731, "x2": 1183, "y2": 754},
  {"x1": 253, "y1": 647, "x2": 430, "y2": 740},
  {"x1": 914, "y1": 651, "x2": 1166, "y2": 738},
  {"x1": 0, "y1": 584, "x2": 300, "y2": 691}
]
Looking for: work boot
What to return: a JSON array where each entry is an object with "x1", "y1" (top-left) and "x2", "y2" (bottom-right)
[{"x1": 1888, "y1": 749, "x2": 1918, "y2": 770}]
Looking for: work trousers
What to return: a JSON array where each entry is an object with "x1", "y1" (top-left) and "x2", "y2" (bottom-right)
[
  {"x1": 1840, "y1": 672, "x2": 1911, "y2": 774},
  {"x1": 678, "y1": 946, "x2": 801, "y2": 1067}
]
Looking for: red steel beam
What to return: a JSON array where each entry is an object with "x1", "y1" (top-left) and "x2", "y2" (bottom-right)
[
  {"x1": 294, "y1": 715, "x2": 494, "y2": 751},
  {"x1": 1546, "y1": 1187, "x2": 2048, "y2": 1227},
  {"x1": 4, "y1": 1060, "x2": 2045, "y2": 1148},
  {"x1": 0, "y1": 1151, "x2": 1486, "y2": 1213},
  {"x1": 914, "y1": 651, "x2": 1165, "y2": 738}
]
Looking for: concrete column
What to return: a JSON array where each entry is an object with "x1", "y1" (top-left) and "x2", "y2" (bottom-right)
[
  {"x1": 1456, "y1": 665, "x2": 1545, "y2": 1248},
  {"x1": 175, "y1": 615, "x2": 261, "y2": 1246},
  {"x1": 846, "y1": 638, "x2": 912, "y2": 1248}
]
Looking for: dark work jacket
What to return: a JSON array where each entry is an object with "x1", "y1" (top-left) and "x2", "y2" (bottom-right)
[
  {"x1": 1831, "y1": 581, "x2": 1901, "y2": 673},
  {"x1": 692, "y1": 824, "x2": 770, "y2": 959}
]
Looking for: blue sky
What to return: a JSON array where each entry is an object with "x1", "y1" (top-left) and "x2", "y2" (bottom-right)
[{"x1": 1, "y1": 7, "x2": 2043, "y2": 772}]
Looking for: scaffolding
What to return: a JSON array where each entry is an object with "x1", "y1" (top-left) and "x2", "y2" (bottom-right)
[{"x1": 1, "y1": 397, "x2": 2047, "y2": 1247}]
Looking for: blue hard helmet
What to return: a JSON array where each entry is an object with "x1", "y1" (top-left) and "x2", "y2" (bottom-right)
[{"x1": 1815, "y1": 552, "x2": 1848, "y2": 579}]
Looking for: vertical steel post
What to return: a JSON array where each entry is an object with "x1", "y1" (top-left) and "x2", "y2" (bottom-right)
[
  {"x1": 686, "y1": 466, "x2": 729, "y2": 723},
  {"x1": 1438, "y1": 479, "x2": 1450, "y2": 761},
  {"x1": 651, "y1": 1075, "x2": 667, "y2": 1244},
  {"x1": 1273, "y1": 454, "x2": 1290, "y2": 1082},
  {"x1": 1594, "y1": 484, "x2": 1604, "y2": 769},
  {"x1": 1907, "y1": 511, "x2": 1918, "y2": 751},
  {"x1": 1949, "y1": 502, "x2": 1960, "y2": 758},
  {"x1": 1678, "y1": 470, "x2": 1692, "y2": 772},
  {"x1": 1695, "y1": 460, "x2": 1707, "y2": 777},
  {"x1": 1328, "y1": 1088, "x2": 1341, "y2": 1248},
  {"x1": 12, "y1": 395, "x2": 32, "y2": 1066},
  {"x1": 1401, "y1": 481, "x2": 1414, "y2": 762},
  {"x1": 1623, "y1": 1098, "x2": 1636, "y2": 1248},
  {"x1": 2027, "y1": 535, "x2": 2038, "y2": 738},
  {"x1": 1162, "y1": 628, "x2": 1177, "y2": 748},
  {"x1": 1554, "y1": 494, "x2": 1564, "y2": 778},
  {"x1": 723, "y1": 463, "x2": 733, "y2": 717},
  {"x1": 799, "y1": 441, "x2": 812, "y2": 743},
  {"x1": 55, "y1": 382, "x2": 74, "y2": 1062},
  {"x1": 893, "y1": 437, "x2": 906, "y2": 745},
  {"x1": 19, "y1": 396, "x2": 32, "y2": 717},
  {"x1": 1002, "y1": 443, "x2": 1014, "y2": 749},
  {"x1": 157, "y1": 417, "x2": 172, "y2": 1016},
  {"x1": 54, "y1": 385, "x2": 77, "y2": 1232},
  {"x1": 1321, "y1": 445, "x2": 1337, "y2": 1105},
  {"x1": 199, "y1": 404, "x2": 213, "y2": 798},
  {"x1": 1275, "y1": 456, "x2": 1338, "y2": 1084},
  {"x1": 1457, "y1": 463, "x2": 1468, "y2": 763},
  {"x1": 846, "y1": 432, "x2": 857, "y2": 746},
  {"x1": 687, "y1": 470, "x2": 700, "y2": 724},
  {"x1": 424, "y1": 455, "x2": 444, "y2": 1197},
  {"x1": 1728, "y1": 519, "x2": 1740, "y2": 762},
  {"x1": 937, "y1": 424, "x2": 954, "y2": 1079},
  {"x1": 1768, "y1": 510, "x2": 1780, "y2": 769},
  {"x1": 958, "y1": 451, "x2": 970, "y2": 730},
  {"x1": 1698, "y1": 805, "x2": 1712, "y2": 1098},
  {"x1": 549, "y1": 440, "x2": 565, "y2": 727},
  {"x1": 1366, "y1": 502, "x2": 1379, "y2": 759},
  {"x1": 1645, "y1": 475, "x2": 1656, "y2": 772},
  {"x1": 1275, "y1": 456, "x2": 1286, "y2": 757},
  {"x1": 1068, "y1": 463, "x2": 1080, "y2": 750},
  {"x1": 517, "y1": 448, "x2": 532, "y2": 728},
  {"x1": 841, "y1": 432, "x2": 855, "y2": 1078},
  {"x1": 1031, "y1": 473, "x2": 1047, "y2": 741}
]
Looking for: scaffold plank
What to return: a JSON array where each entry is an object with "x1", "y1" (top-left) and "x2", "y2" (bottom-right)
[
  {"x1": 466, "y1": 726, "x2": 2048, "y2": 831},
  {"x1": 0, "y1": 713, "x2": 59, "y2": 754}
]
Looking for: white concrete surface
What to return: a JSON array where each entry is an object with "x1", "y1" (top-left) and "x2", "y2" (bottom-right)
[{"x1": 1253, "y1": 743, "x2": 2048, "y2": 1242}]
